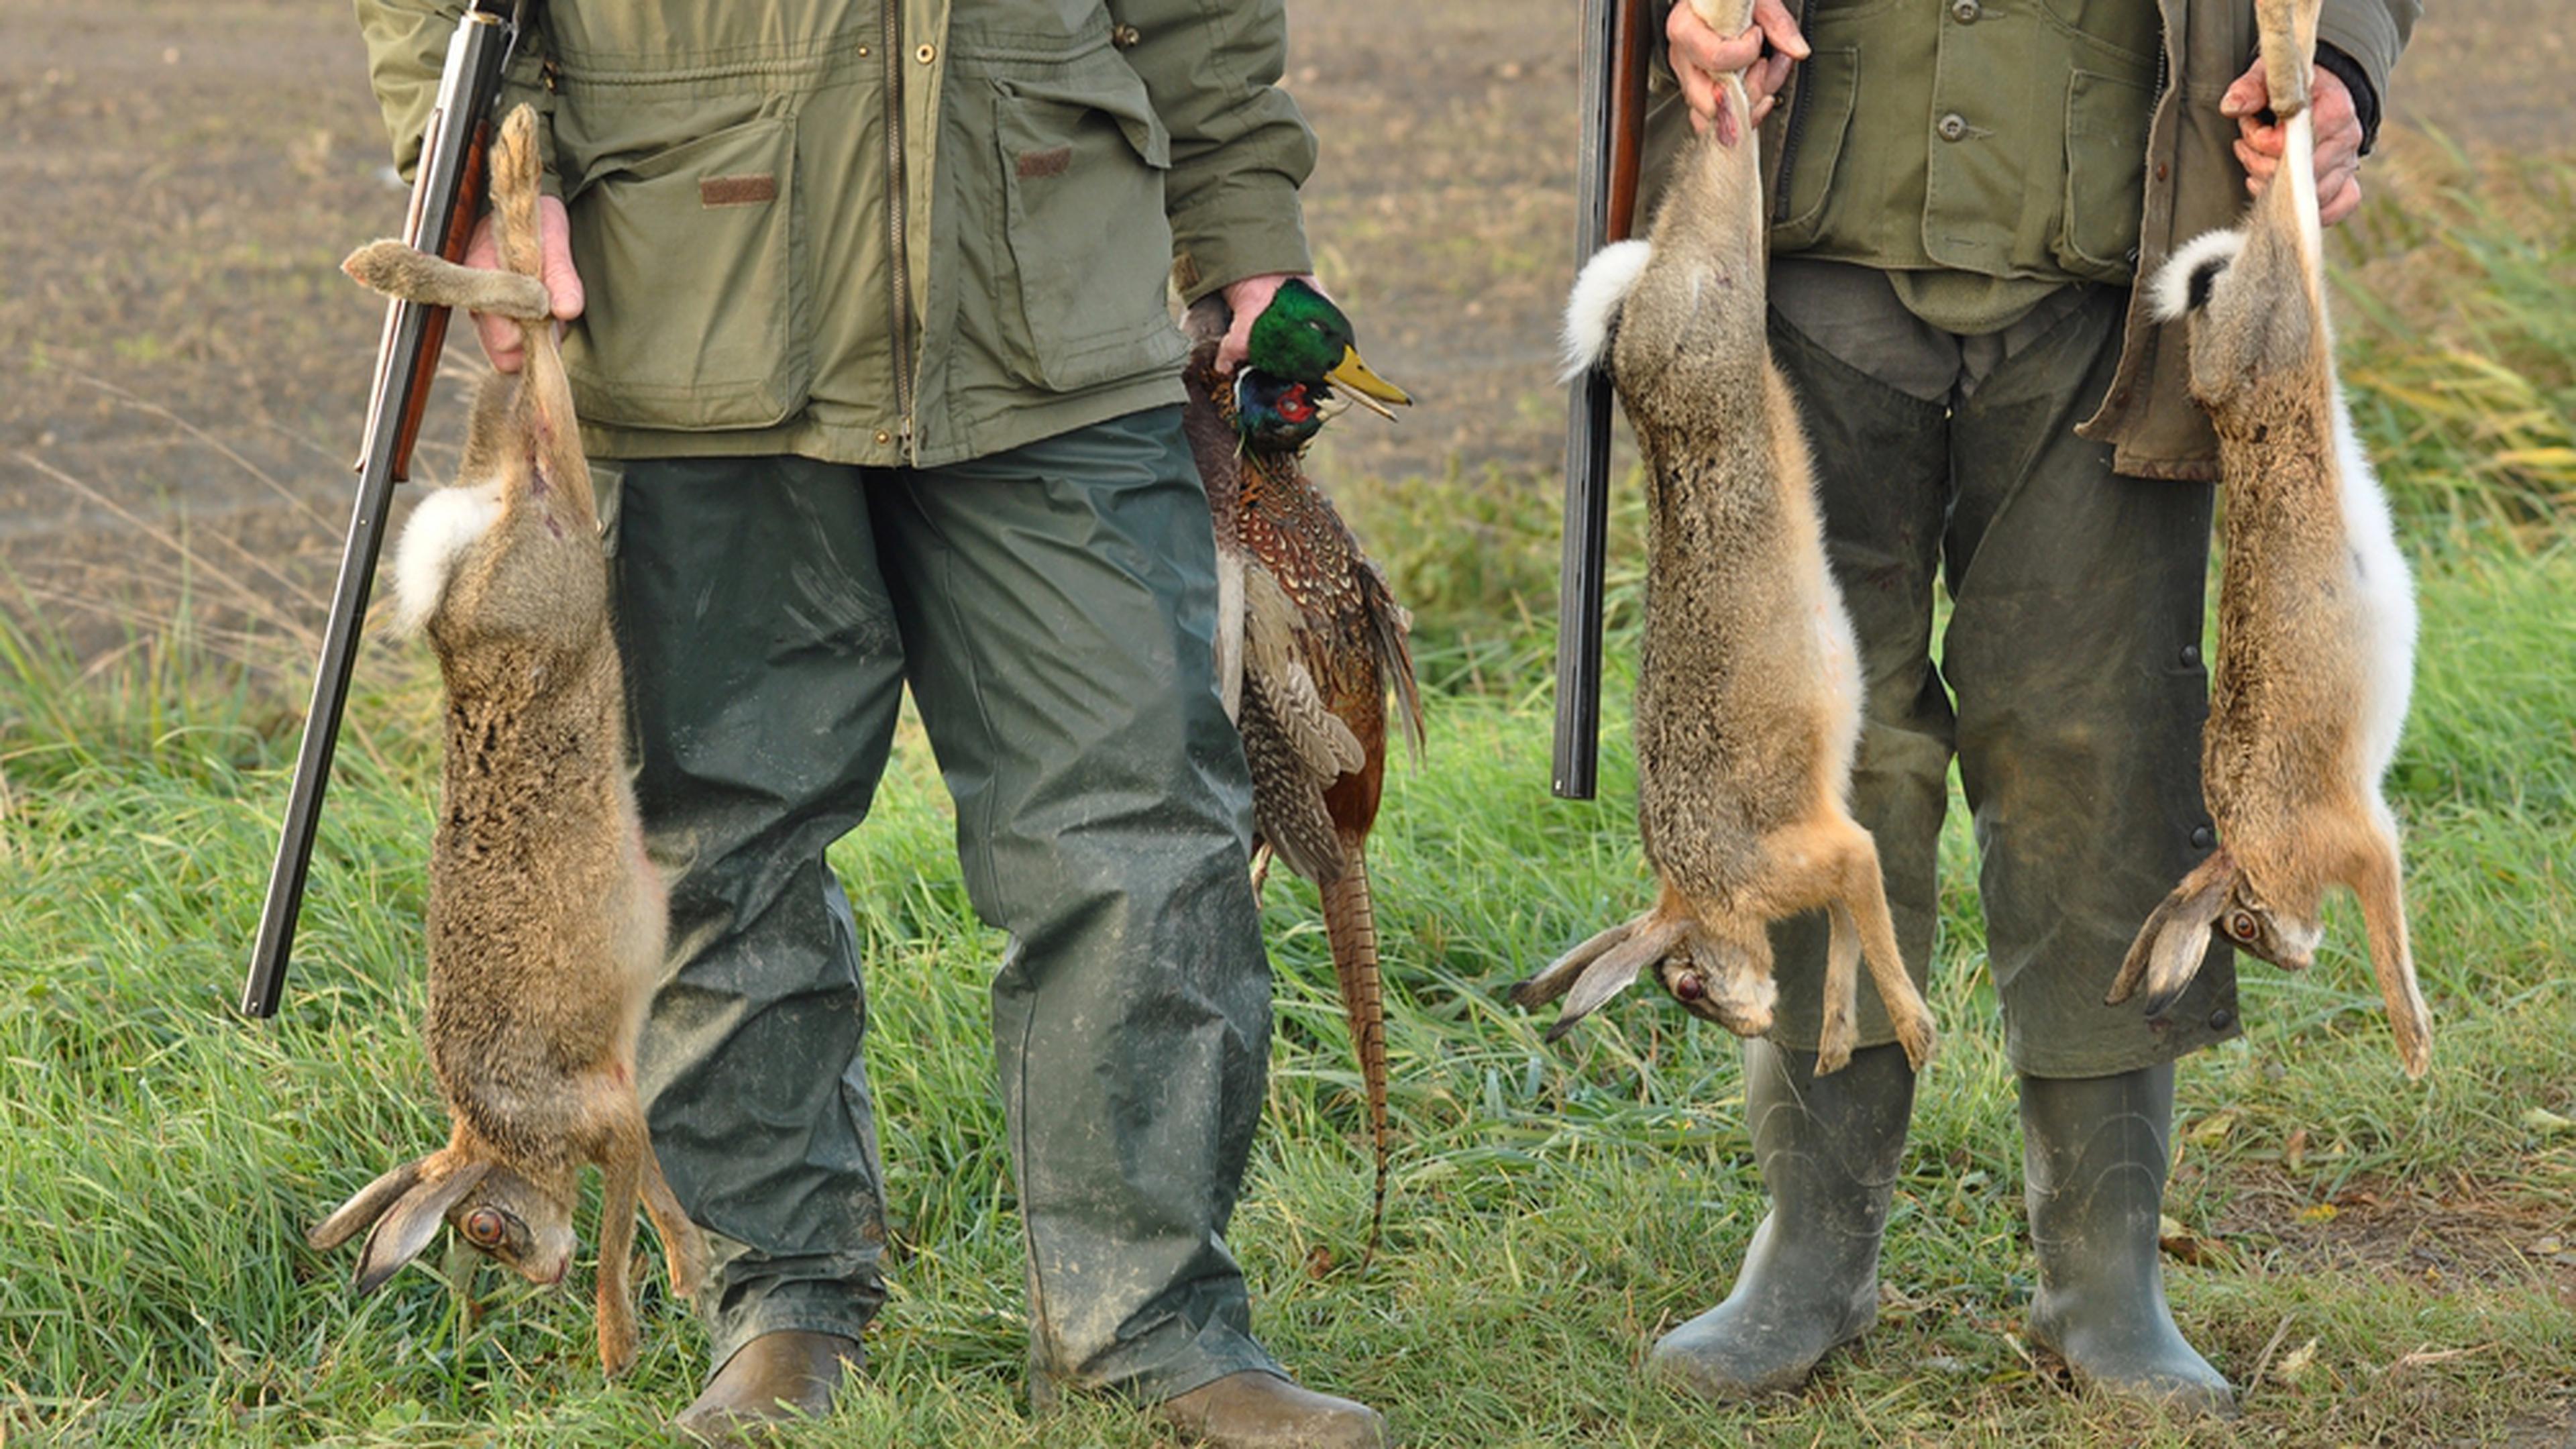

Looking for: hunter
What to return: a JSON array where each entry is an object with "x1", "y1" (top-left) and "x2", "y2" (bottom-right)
[
  {"x1": 354, "y1": 1, "x2": 1387, "y2": 1444},
  {"x1": 1638, "y1": 0, "x2": 2414, "y2": 1416}
]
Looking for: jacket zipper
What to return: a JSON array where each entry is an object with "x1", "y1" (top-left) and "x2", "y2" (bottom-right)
[
  {"x1": 883, "y1": 0, "x2": 916, "y2": 453},
  {"x1": 1768, "y1": 0, "x2": 1817, "y2": 227}
]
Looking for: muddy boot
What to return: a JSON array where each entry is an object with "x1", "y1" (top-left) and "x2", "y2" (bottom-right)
[
  {"x1": 1155, "y1": 1371, "x2": 1389, "y2": 1449},
  {"x1": 672, "y1": 1330, "x2": 862, "y2": 1444},
  {"x1": 2021, "y1": 1065, "x2": 2237, "y2": 1417},
  {"x1": 1650, "y1": 1038, "x2": 1916, "y2": 1399}
]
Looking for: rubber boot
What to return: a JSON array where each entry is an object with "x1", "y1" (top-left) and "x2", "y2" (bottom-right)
[
  {"x1": 1156, "y1": 1371, "x2": 1389, "y2": 1449},
  {"x1": 1650, "y1": 1039, "x2": 1916, "y2": 1399},
  {"x1": 2021, "y1": 1065, "x2": 2237, "y2": 1416},
  {"x1": 672, "y1": 1330, "x2": 862, "y2": 1445}
]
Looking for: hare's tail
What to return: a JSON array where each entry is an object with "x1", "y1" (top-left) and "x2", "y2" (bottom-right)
[
  {"x1": 2149, "y1": 229, "x2": 2247, "y2": 324},
  {"x1": 1561, "y1": 238, "x2": 1652, "y2": 382}
]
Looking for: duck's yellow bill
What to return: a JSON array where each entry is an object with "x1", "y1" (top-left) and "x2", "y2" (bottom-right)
[{"x1": 1328, "y1": 345, "x2": 1412, "y2": 419}]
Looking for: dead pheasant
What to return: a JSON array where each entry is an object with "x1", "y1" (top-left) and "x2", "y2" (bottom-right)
[{"x1": 1181, "y1": 285, "x2": 1421, "y2": 1267}]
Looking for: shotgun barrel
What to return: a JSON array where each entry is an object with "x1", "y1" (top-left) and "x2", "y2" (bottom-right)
[
  {"x1": 1552, "y1": 0, "x2": 1653, "y2": 800},
  {"x1": 239, "y1": 1, "x2": 528, "y2": 1019}
]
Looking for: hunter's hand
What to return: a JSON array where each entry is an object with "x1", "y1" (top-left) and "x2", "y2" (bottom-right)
[
  {"x1": 2222, "y1": 60, "x2": 2365, "y2": 226},
  {"x1": 1669, "y1": 0, "x2": 1807, "y2": 146},
  {"x1": 1215, "y1": 272, "x2": 1310, "y2": 374},
  {"x1": 462, "y1": 195, "x2": 585, "y2": 374}
]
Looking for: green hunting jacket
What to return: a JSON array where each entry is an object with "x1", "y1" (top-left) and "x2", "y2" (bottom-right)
[
  {"x1": 1743, "y1": 0, "x2": 2416, "y2": 480},
  {"x1": 356, "y1": 0, "x2": 1318, "y2": 468}
]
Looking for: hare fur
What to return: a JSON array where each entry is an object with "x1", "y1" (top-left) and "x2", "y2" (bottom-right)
[
  {"x1": 2106, "y1": 0, "x2": 2426, "y2": 1078},
  {"x1": 309, "y1": 105, "x2": 705, "y2": 1374},
  {"x1": 1516, "y1": 1, "x2": 1936, "y2": 1075}
]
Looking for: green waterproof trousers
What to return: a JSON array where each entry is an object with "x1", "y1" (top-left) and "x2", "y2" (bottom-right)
[
  {"x1": 1756, "y1": 261, "x2": 2243, "y2": 1077},
  {"x1": 609, "y1": 406, "x2": 1283, "y2": 1401}
]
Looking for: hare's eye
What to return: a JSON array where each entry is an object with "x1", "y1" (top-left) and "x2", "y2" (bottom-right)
[
  {"x1": 2227, "y1": 911, "x2": 2260, "y2": 942},
  {"x1": 1671, "y1": 970, "x2": 1706, "y2": 1004},
  {"x1": 463, "y1": 1208, "x2": 507, "y2": 1248}
]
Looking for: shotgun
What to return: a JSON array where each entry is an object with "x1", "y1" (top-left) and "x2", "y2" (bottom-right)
[
  {"x1": 1552, "y1": 0, "x2": 1654, "y2": 800},
  {"x1": 240, "y1": 0, "x2": 533, "y2": 1019}
]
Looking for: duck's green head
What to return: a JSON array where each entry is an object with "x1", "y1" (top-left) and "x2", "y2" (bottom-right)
[{"x1": 1244, "y1": 278, "x2": 1412, "y2": 416}]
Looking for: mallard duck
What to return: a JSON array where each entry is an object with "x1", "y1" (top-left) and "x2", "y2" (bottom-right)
[
  {"x1": 1230, "y1": 277, "x2": 1413, "y2": 437},
  {"x1": 1183, "y1": 282, "x2": 1421, "y2": 1269}
]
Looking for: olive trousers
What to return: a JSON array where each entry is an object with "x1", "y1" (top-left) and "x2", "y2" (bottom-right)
[
  {"x1": 1756, "y1": 260, "x2": 2241, "y2": 1077},
  {"x1": 608, "y1": 406, "x2": 1281, "y2": 1400}
]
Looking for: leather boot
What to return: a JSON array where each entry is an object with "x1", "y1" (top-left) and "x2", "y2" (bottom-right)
[
  {"x1": 672, "y1": 1330, "x2": 862, "y2": 1444},
  {"x1": 2021, "y1": 1065, "x2": 2237, "y2": 1416},
  {"x1": 1650, "y1": 1039, "x2": 1916, "y2": 1399},
  {"x1": 1156, "y1": 1370, "x2": 1389, "y2": 1449}
]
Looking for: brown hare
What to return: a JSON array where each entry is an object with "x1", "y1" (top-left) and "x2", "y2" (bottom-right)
[
  {"x1": 308, "y1": 103, "x2": 704, "y2": 1375},
  {"x1": 2108, "y1": 0, "x2": 2427, "y2": 1077},
  {"x1": 1513, "y1": 0, "x2": 1936, "y2": 1076}
]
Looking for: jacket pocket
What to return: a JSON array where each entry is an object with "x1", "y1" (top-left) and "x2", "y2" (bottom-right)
[
  {"x1": 1765, "y1": 47, "x2": 1858, "y2": 251},
  {"x1": 2056, "y1": 70, "x2": 2153, "y2": 282},
  {"x1": 991, "y1": 68, "x2": 1189, "y2": 392},
  {"x1": 561, "y1": 115, "x2": 809, "y2": 431}
]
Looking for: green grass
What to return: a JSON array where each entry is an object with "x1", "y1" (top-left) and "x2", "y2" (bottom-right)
[
  {"x1": 3, "y1": 534, "x2": 2571, "y2": 1446},
  {"x1": 2336, "y1": 134, "x2": 2576, "y2": 549}
]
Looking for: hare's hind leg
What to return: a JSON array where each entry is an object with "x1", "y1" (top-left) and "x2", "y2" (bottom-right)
[
  {"x1": 2349, "y1": 816, "x2": 2430, "y2": 1079},
  {"x1": 341, "y1": 241, "x2": 549, "y2": 319},
  {"x1": 488, "y1": 105, "x2": 546, "y2": 278},
  {"x1": 1835, "y1": 830, "x2": 1933, "y2": 1071}
]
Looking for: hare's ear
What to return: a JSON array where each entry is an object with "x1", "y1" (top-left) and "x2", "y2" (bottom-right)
[
  {"x1": 353, "y1": 1160, "x2": 492, "y2": 1295},
  {"x1": 2107, "y1": 853, "x2": 2235, "y2": 1016},
  {"x1": 309, "y1": 1158, "x2": 426, "y2": 1253},
  {"x1": 1512, "y1": 916, "x2": 1684, "y2": 1043}
]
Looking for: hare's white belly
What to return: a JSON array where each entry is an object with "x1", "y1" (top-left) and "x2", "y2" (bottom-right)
[
  {"x1": 1807, "y1": 562, "x2": 1866, "y2": 796},
  {"x1": 2330, "y1": 397, "x2": 2418, "y2": 787}
]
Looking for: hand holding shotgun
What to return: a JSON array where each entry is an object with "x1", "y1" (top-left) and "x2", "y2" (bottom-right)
[
  {"x1": 239, "y1": 0, "x2": 535, "y2": 1020},
  {"x1": 1551, "y1": 0, "x2": 1807, "y2": 800}
]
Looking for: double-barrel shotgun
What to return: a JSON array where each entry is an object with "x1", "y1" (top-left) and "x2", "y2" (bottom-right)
[{"x1": 1552, "y1": 0, "x2": 1655, "y2": 800}]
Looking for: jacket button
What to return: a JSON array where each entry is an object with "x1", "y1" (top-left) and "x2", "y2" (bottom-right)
[
  {"x1": 2208, "y1": 1007, "x2": 2235, "y2": 1031},
  {"x1": 875, "y1": 429, "x2": 893, "y2": 445},
  {"x1": 1950, "y1": 0, "x2": 1980, "y2": 21},
  {"x1": 1937, "y1": 112, "x2": 1968, "y2": 142},
  {"x1": 2180, "y1": 643, "x2": 2201, "y2": 666},
  {"x1": 2192, "y1": 825, "x2": 2216, "y2": 851},
  {"x1": 915, "y1": 42, "x2": 936, "y2": 63}
]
